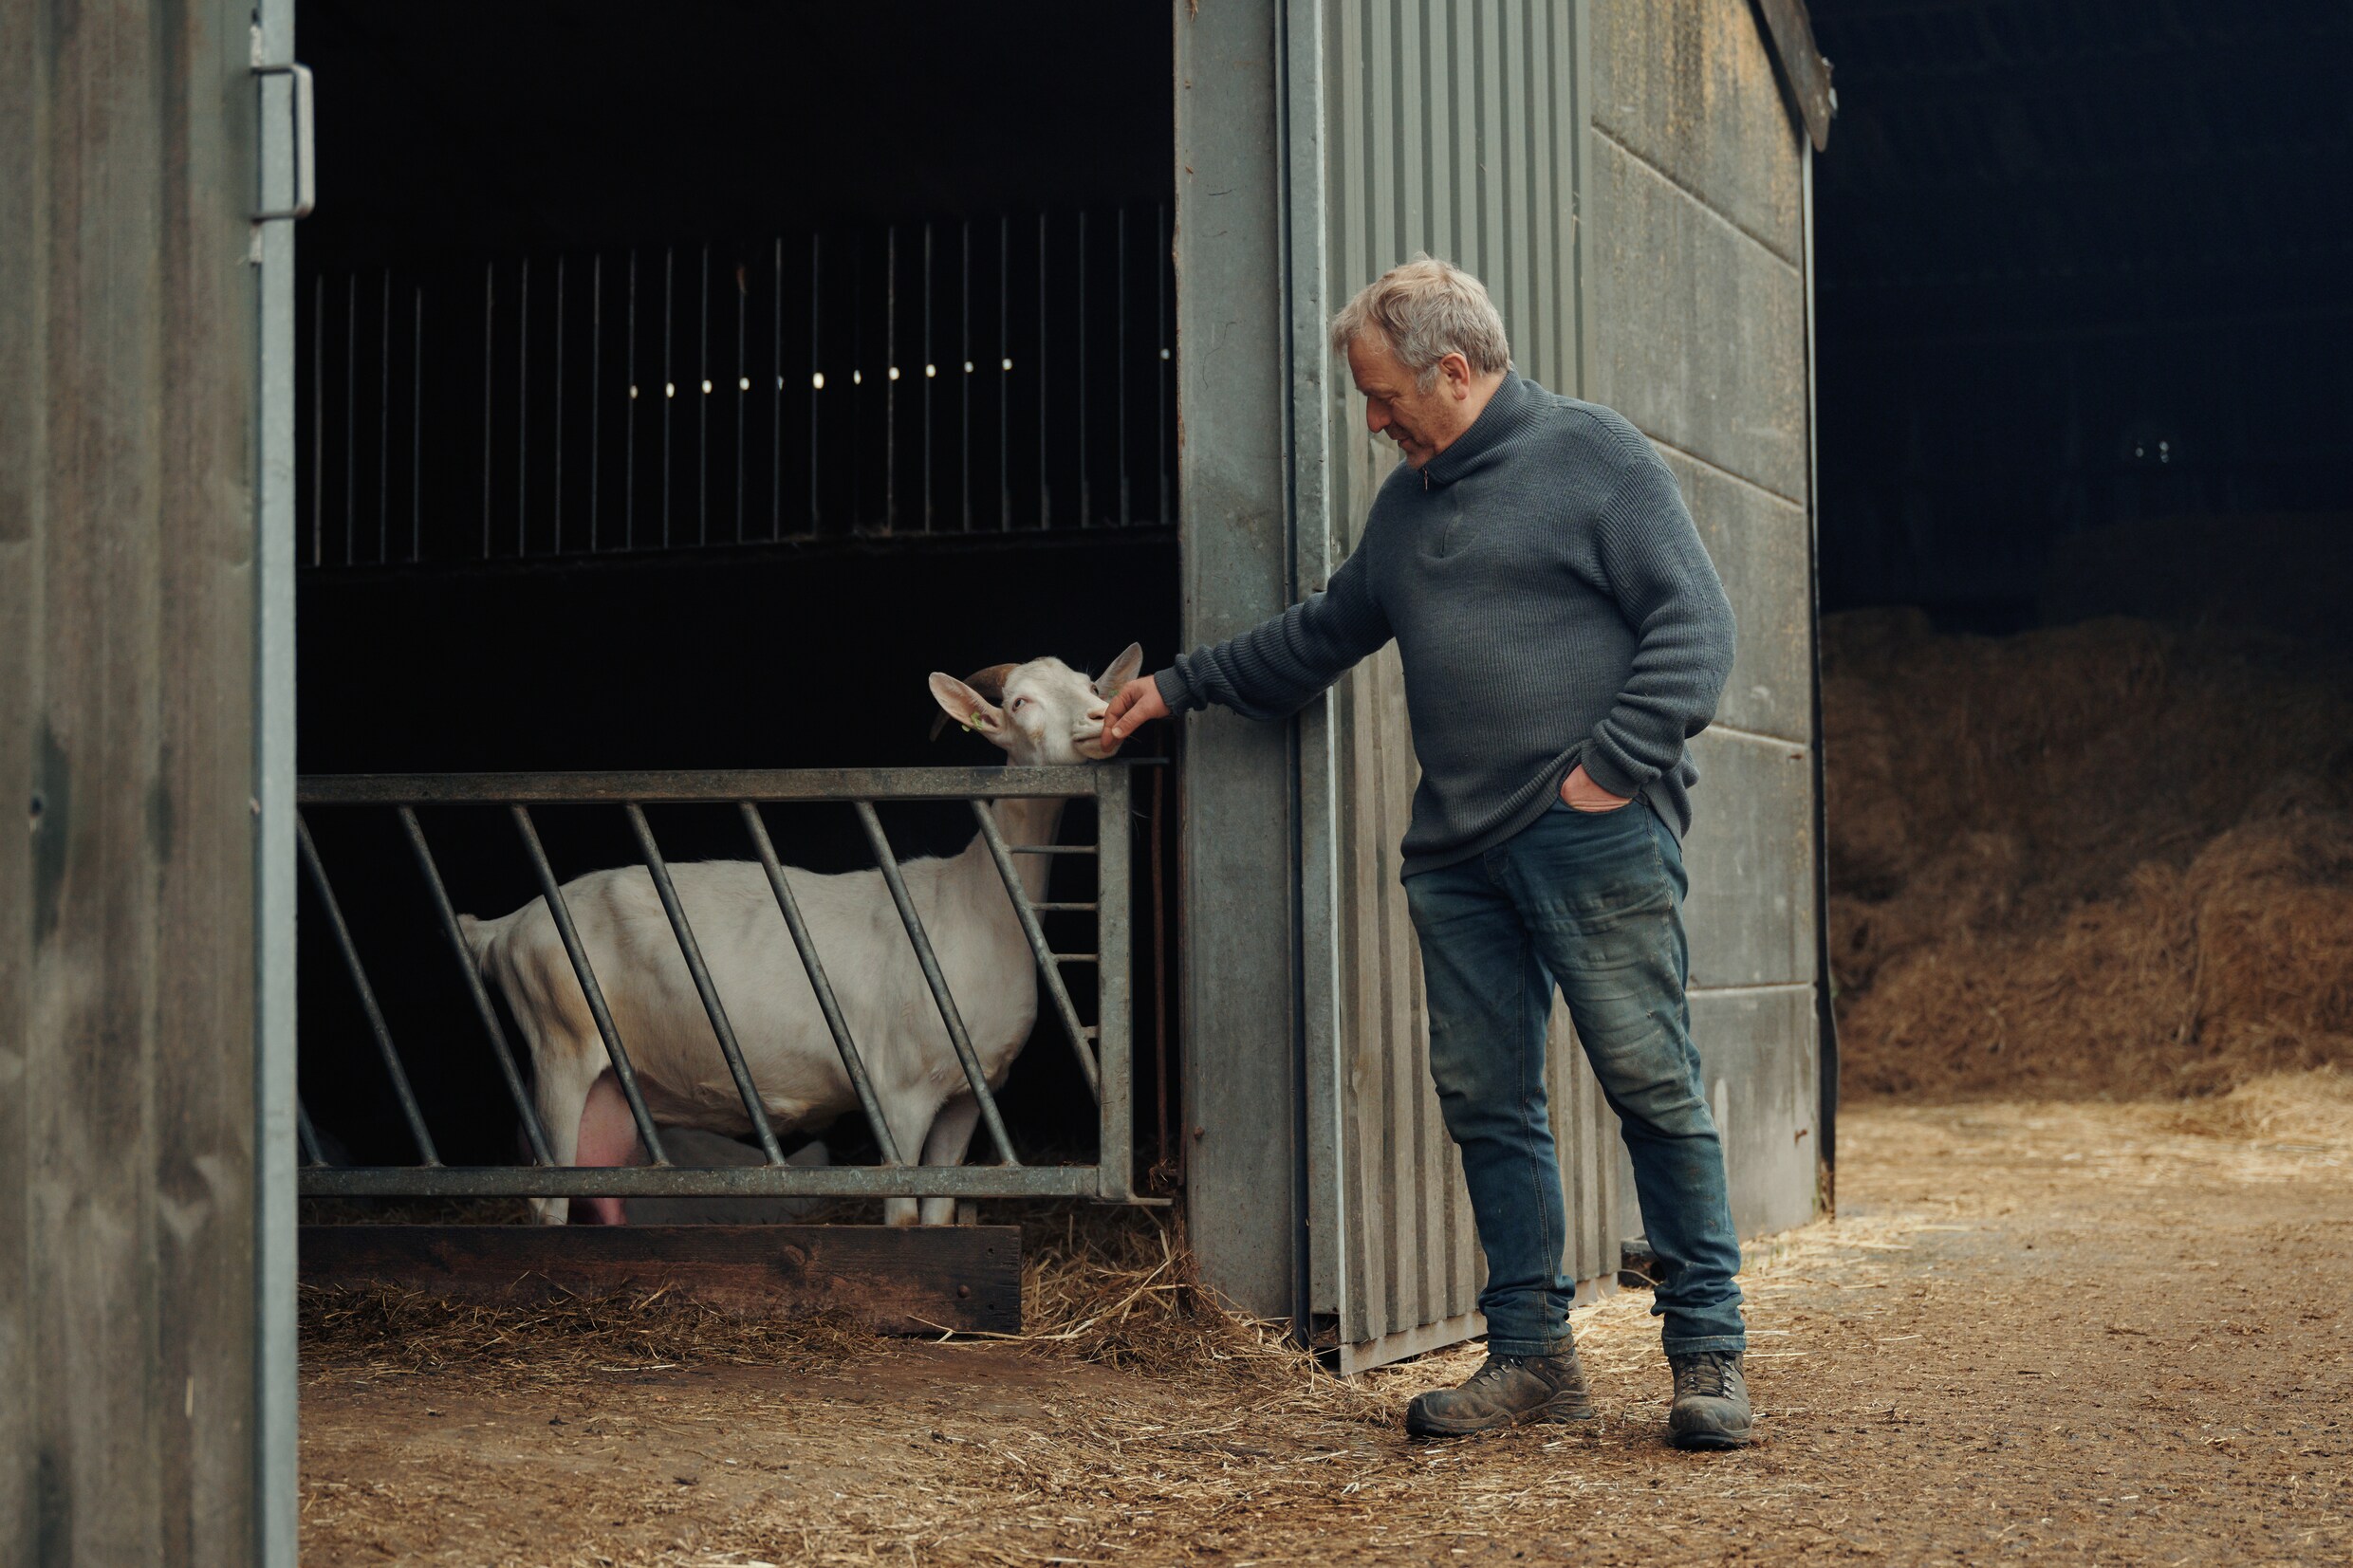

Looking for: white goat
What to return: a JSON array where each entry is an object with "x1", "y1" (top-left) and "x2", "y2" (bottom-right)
[{"x1": 458, "y1": 645, "x2": 1141, "y2": 1227}]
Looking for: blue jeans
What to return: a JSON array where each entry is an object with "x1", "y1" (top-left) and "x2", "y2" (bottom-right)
[{"x1": 1402, "y1": 798, "x2": 1746, "y2": 1357}]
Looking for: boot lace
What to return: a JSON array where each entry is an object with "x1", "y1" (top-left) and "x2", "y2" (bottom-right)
[
  {"x1": 1466, "y1": 1353, "x2": 1529, "y2": 1390},
  {"x1": 1673, "y1": 1352, "x2": 1738, "y2": 1399}
]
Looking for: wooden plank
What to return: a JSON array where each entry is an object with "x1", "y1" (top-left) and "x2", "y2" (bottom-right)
[
  {"x1": 0, "y1": 0, "x2": 40, "y2": 1553},
  {"x1": 157, "y1": 10, "x2": 264, "y2": 1562},
  {"x1": 300, "y1": 1225, "x2": 1025, "y2": 1336}
]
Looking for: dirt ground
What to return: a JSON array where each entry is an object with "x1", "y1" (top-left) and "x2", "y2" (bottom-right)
[{"x1": 300, "y1": 1078, "x2": 2353, "y2": 1567}]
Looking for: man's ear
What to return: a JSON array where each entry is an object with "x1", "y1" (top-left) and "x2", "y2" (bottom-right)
[
  {"x1": 1093, "y1": 643, "x2": 1145, "y2": 699},
  {"x1": 1439, "y1": 351, "x2": 1474, "y2": 398},
  {"x1": 929, "y1": 673, "x2": 1009, "y2": 745}
]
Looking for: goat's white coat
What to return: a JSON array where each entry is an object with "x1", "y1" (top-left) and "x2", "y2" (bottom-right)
[{"x1": 458, "y1": 648, "x2": 1140, "y2": 1227}]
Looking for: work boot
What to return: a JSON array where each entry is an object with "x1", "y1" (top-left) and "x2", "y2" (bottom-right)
[
  {"x1": 1404, "y1": 1346, "x2": 1596, "y2": 1438},
  {"x1": 1666, "y1": 1350, "x2": 1752, "y2": 1449}
]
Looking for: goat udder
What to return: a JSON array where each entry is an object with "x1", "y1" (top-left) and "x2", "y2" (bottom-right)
[{"x1": 572, "y1": 1071, "x2": 639, "y2": 1225}]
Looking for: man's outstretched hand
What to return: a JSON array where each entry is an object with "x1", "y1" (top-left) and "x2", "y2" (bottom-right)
[{"x1": 1103, "y1": 675, "x2": 1170, "y2": 742}]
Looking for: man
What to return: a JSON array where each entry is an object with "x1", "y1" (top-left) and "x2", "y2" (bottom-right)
[{"x1": 1102, "y1": 256, "x2": 1751, "y2": 1448}]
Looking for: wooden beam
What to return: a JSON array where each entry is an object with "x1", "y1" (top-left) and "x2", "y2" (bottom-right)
[
  {"x1": 1754, "y1": 0, "x2": 1838, "y2": 151},
  {"x1": 300, "y1": 1225, "x2": 1024, "y2": 1335}
]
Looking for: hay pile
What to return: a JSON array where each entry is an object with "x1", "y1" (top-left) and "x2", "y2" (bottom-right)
[{"x1": 1825, "y1": 611, "x2": 2353, "y2": 1099}]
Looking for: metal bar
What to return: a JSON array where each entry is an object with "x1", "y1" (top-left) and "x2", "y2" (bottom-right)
[
  {"x1": 969, "y1": 802, "x2": 1100, "y2": 1098},
  {"x1": 771, "y1": 238, "x2": 784, "y2": 540},
  {"x1": 853, "y1": 801, "x2": 1019, "y2": 1165},
  {"x1": 410, "y1": 285, "x2": 422, "y2": 561},
  {"x1": 517, "y1": 256, "x2": 530, "y2": 556},
  {"x1": 296, "y1": 1099, "x2": 324, "y2": 1168},
  {"x1": 662, "y1": 246, "x2": 675, "y2": 547},
  {"x1": 509, "y1": 804, "x2": 670, "y2": 1165},
  {"x1": 697, "y1": 242, "x2": 710, "y2": 544},
  {"x1": 344, "y1": 272, "x2": 357, "y2": 562},
  {"x1": 310, "y1": 274, "x2": 323, "y2": 564},
  {"x1": 300, "y1": 766, "x2": 1111, "y2": 806},
  {"x1": 294, "y1": 811, "x2": 440, "y2": 1165},
  {"x1": 378, "y1": 270, "x2": 391, "y2": 562},
  {"x1": 999, "y1": 214, "x2": 1010, "y2": 530},
  {"x1": 809, "y1": 231, "x2": 821, "y2": 533},
  {"x1": 1076, "y1": 209, "x2": 1088, "y2": 526},
  {"x1": 1037, "y1": 212, "x2": 1049, "y2": 527},
  {"x1": 960, "y1": 218, "x2": 972, "y2": 532},
  {"x1": 1030, "y1": 901, "x2": 1098, "y2": 913},
  {"x1": 481, "y1": 263, "x2": 494, "y2": 558},
  {"x1": 299, "y1": 1163, "x2": 1109, "y2": 1201},
  {"x1": 397, "y1": 807, "x2": 554, "y2": 1166},
  {"x1": 1149, "y1": 754, "x2": 1170, "y2": 1177},
  {"x1": 850, "y1": 232, "x2": 862, "y2": 526},
  {"x1": 921, "y1": 221, "x2": 935, "y2": 532},
  {"x1": 736, "y1": 802, "x2": 904, "y2": 1165},
  {"x1": 552, "y1": 255, "x2": 565, "y2": 552},
  {"x1": 590, "y1": 254, "x2": 602, "y2": 551},
  {"x1": 623, "y1": 803, "x2": 787, "y2": 1164},
  {"x1": 1050, "y1": 953, "x2": 1101, "y2": 965},
  {"x1": 1094, "y1": 764, "x2": 1136, "y2": 1200},
  {"x1": 884, "y1": 226, "x2": 898, "y2": 531},
  {"x1": 1158, "y1": 201, "x2": 1170, "y2": 525},
  {"x1": 734, "y1": 246, "x2": 747, "y2": 543},
  {"x1": 625, "y1": 249, "x2": 638, "y2": 548},
  {"x1": 1117, "y1": 208, "x2": 1129, "y2": 526}
]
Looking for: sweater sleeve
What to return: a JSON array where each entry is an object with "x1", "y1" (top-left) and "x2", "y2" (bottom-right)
[
  {"x1": 1578, "y1": 449, "x2": 1739, "y2": 799},
  {"x1": 1153, "y1": 544, "x2": 1393, "y2": 722}
]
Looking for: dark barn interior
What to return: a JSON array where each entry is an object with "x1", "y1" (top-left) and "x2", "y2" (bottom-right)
[
  {"x1": 1807, "y1": 0, "x2": 2353, "y2": 634},
  {"x1": 292, "y1": 2, "x2": 1180, "y2": 1182}
]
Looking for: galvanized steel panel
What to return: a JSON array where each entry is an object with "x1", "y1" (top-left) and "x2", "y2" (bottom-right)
[{"x1": 1318, "y1": 0, "x2": 1621, "y2": 1374}]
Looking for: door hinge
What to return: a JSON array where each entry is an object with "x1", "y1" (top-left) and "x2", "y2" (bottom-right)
[{"x1": 252, "y1": 60, "x2": 315, "y2": 222}]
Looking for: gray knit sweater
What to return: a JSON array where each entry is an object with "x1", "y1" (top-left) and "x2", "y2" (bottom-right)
[{"x1": 1154, "y1": 373, "x2": 1736, "y2": 877}]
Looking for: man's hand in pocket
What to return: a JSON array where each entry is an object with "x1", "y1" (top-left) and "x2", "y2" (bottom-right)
[{"x1": 1562, "y1": 764, "x2": 1632, "y2": 813}]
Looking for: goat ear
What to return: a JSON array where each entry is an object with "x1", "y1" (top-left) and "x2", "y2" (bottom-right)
[
  {"x1": 928, "y1": 671, "x2": 1010, "y2": 745},
  {"x1": 1093, "y1": 643, "x2": 1145, "y2": 698}
]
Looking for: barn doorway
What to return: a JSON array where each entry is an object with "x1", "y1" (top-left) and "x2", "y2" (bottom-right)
[{"x1": 289, "y1": 2, "x2": 1183, "y2": 1216}]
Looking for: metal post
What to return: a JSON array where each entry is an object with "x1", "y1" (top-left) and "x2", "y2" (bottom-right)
[
  {"x1": 295, "y1": 1099, "x2": 324, "y2": 1168},
  {"x1": 736, "y1": 803, "x2": 904, "y2": 1164},
  {"x1": 378, "y1": 270, "x2": 391, "y2": 562},
  {"x1": 1095, "y1": 766, "x2": 1136, "y2": 1200},
  {"x1": 294, "y1": 812, "x2": 439, "y2": 1165},
  {"x1": 411, "y1": 285, "x2": 423, "y2": 561},
  {"x1": 344, "y1": 272, "x2": 357, "y2": 563},
  {"x1": 397, "y1": 807, "x2": 554, "y2": 1165},
  {"x1": 516, "y1": 256, "x2": 529, "y2": 556},
  {"x1": 509, "y1": 804, "x2": 670, "y2": 1164},
  {"x1": 481, "y1": 263, "x2": 494, "y2": 558},
  {"x1": 852, "y1": 802, "x2": 1019, "y2": 1165},
  {"x1": 661, "y1": 246, "x2": 676, "y2": 547},
  {"x1": 623, "y1": 803, "x2": 787, "y2": 1163},
  {"x1": 553, "y1": 256, "x2": 565, "y2": 553}
]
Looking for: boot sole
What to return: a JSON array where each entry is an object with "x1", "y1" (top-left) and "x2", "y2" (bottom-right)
[
  {"x1": 1404, "y1": 1397, "x2": 1598, "y2": 1439},
  {"x1": 1669, "y1": 1425, "x2": 1751, "y2": 1450}
]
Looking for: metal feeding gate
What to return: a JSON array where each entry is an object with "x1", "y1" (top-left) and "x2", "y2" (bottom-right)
[{"x1": 294, "y1": 764, "x2": 1145, "y2": 1333}]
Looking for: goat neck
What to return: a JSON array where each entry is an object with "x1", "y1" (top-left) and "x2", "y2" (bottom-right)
[{"x1": 986, "y1": 794, "x2": 1068, "y2": 907}]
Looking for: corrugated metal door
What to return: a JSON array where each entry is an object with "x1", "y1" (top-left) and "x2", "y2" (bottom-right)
[{"x1": 1299, "y1": 0, "x2": 1625, "y2": 1373}]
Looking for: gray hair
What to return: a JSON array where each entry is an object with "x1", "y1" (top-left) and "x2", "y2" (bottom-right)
[{"x1": 1327, "y1": 255, "x2": 1512, "y2": 391}]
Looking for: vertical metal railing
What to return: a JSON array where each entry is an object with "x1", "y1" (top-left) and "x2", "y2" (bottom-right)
[
  {"x1": 292, "y1": 766, "x2": 1145, "y2": 1205},
  {"x1": 296, "y1": 205, "x2": 1176, "y2": 567}
]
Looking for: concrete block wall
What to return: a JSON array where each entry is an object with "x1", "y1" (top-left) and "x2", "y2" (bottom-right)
[{"x1": 1588, "y1": 0, "x2": 1823, "y2": 1246}]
